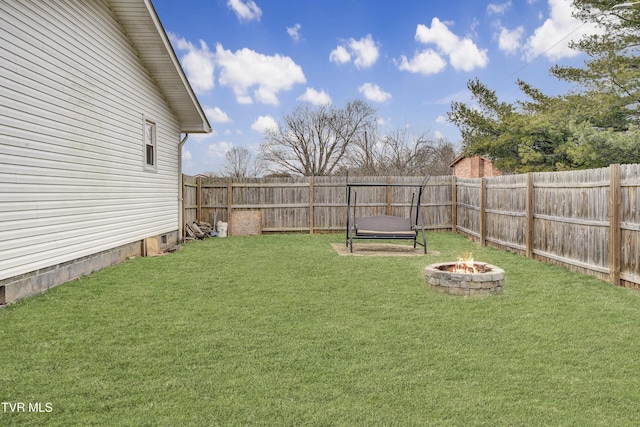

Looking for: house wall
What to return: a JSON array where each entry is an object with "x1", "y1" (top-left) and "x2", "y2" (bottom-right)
[
  {"x1": 482, "y1": 159, "x2": 502, "y2": 177},
  {"x1": 452, "y1": 156, "x2": 502, "y2": 178},
  {"x1": 452, "y1": 157, "x2": 474, "y2": 178},
  {"x1": 0, "y1": 0, "x2": 182, "y2": 302}
]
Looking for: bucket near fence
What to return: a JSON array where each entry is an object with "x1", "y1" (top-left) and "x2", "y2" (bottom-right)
[{"x1": 217, "y1": 221, "x2": 228, "y2": 237}]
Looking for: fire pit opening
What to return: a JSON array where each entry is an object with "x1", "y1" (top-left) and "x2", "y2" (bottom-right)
[
  {"x1": 424, "y1": 259, "x2": 505, "y2": 296},
  {"x1": 435, "y1": 263, "x2": 490, "y2": 274}
]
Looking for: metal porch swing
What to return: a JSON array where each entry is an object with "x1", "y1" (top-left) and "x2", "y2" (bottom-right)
[{"x1": 345, "y1": 176, "x2": 429, "y2": 254}]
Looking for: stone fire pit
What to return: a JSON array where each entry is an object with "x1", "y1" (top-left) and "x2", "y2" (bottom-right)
[{"x1": 424, "y1": 262, "x2": 505, "y2": 296}]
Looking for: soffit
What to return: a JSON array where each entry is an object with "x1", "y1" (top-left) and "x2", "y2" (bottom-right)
[{"x1": 108, "y1": 0, "x2": 211, "y2": 133}]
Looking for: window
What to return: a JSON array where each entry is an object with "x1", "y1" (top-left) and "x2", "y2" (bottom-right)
[{"x1": 144, "y1": 119, "x2": 157, "y2": 171}]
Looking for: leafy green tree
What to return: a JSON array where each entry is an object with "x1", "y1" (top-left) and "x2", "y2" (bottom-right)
[
  {"x1": 564, "y1": 0, "x2": 640, "y2": 115},
  {"x1": 449, "y1": 79, "x2": 575, "y2": 172},
  {"x1": 449, "y1": 1, "x2": 640, "y2": 172}
]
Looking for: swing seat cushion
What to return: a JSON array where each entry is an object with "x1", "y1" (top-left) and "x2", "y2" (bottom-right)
[{"x1": 354, "y1": 215, "x2": 416, "y2": 237}]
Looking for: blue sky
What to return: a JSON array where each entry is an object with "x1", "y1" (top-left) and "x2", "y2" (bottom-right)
[{"x1": 151, "y1": 0, "x2": 601, "y2": 175}]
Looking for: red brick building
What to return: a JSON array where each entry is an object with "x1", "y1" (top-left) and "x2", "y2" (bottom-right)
[{"x1": 449, "y1": 155, "x2": 502, "y2": 178}]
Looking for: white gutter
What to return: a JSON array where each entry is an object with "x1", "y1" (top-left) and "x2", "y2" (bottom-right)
[{"x1": 178, "y1": 133, "x2": 189, "y2": 241}]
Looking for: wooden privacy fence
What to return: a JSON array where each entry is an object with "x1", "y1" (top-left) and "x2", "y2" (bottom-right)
[
  {"x1": 182, "y1": 175, "x2": 454, "y2": 234},
  {"x1": 453, "y1": 164, "x2": 640, "y2": 289},
  {"x1": 182, "y1": 164, "x2": 640, "y2": 289}
]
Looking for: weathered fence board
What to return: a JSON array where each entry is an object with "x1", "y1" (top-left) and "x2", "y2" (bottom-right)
[
  {"x1": 532, "y1": 167, "x2": 611, "y2": 281},
  {"x1": 182, "y1": 175, "x2": 198, "y2": 225},
  {"x1": 455, "y1": 178, "x2": 481, "y2": 241},
  {"x1": 485, "y1": 174, "x2": 527, "y2": 253},
  {"x1": 421, "y1": 176, "x2": 454, "y2": 230},
  {"x1": 312, "y1": 176, "x2": 348, "y2": 231},
  {"x1": 620, "y1": 164, "x2": 640, "y2": 288}
]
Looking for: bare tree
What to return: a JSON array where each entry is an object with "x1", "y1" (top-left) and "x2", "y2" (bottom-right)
[
  {"x1": 260, "y1": 100, "x2": 377, "y2": 176},
  {"x1": 347, "y1": 127, "x2": 457, "y2": 176},
  {"x1": 425, "y1": 139, "x2": 457, "y2": 176},
  {"x1": 345, "y1": 128, "x2": 380, "y2": 175},
  {"x1": 221, "y1": 147, "x2": 265, "y2": 178}
]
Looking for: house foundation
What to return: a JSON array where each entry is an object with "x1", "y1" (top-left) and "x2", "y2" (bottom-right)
[{"x1": 0, "y1": 231, "x2": 178, "y2": 306}]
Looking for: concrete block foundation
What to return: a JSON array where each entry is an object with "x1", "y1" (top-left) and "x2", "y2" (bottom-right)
[{"x1": 0, "y1": 231, "x2": 178, "y2": 306}]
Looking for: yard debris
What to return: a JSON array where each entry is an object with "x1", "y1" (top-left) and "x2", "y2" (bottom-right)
[{"x1": 185, "y1": 221, "x2": 215, "y2": 240}]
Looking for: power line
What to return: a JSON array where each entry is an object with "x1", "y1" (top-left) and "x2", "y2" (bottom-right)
[{"x1": 495, "y1": 0, "x2": 621, "y2": 89}]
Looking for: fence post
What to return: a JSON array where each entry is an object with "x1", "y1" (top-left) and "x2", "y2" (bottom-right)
[
  {"x1": 526, "y1": 172, "x2": 534, "y2": 258},
  {"x1": 610, "y1": 164, "x2": 621, "y2": 286},
  {"x1": 196, "y1": 175, "x2": 202, "y2": 222},
  {"x1": 227, "y1": 177, "x2": 233, "y2": 226},
  {"x1": 386, "y1": 176, "x2": 392, "y2": 215},
  {"x1": 451, "y1": 175, "x2": 457, "y2": 232},
  {"x1": 480, "y1": 177, "x2": 486, "y2": 246},
  {"x1": 309, "y1": 176, "x2": 314, "y2": 234},
  {"x1": 181, "y1": 173, "x2": 185, "y2": 238}
]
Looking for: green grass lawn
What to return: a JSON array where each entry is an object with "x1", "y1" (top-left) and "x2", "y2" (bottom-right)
[{"x1": 2, "y1": 232, "x2": 640, "y2": 426}]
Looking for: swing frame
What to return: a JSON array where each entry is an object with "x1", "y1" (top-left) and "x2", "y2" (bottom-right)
[{"x1": 345, "y1": 177, "x2": 428, "y2": 254}]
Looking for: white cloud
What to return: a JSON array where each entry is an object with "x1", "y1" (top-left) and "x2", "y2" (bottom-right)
[
  {"x1": 330, "y1": 34, "x2": 379, "y2": 69},
  {"x1": 523, "y1": 0, "x2": 601, "y2": 62},
  {"x1": 413, "y1": 18, "x2": 489, "y2": 72},
  {"x1": 487, "y1": 1, "x2": 512, "y2": 15},
  {"x1": 470, "y1": 18, "x2": 480, "y2": 33},
  {"x1": 498, "y1": 26, "x2": 524, "y2": 55},
  {"x1": 449, "y1": 38, "x2": 489, "y2": 72},
  {"x1": 435, "y1": 115, "x2": 447, "y2": 124},
  {"x1": 215, "y1": 43, "x2": 306, "y2": 105},
  {"x1": 206, "y1": 141, "x2": 234, "y2": 161},
  {"x1": 298, "y1": 88, "x2": 332, "y2": 105},
  {"x1": 227, "y1": 0, "x2": 262, "y2": 22},
  {"x1": 358, "y1": 83, "x2": 391, "y2": 103},
  {"x1": 169, "y1": 33, "x2": 215, "y2": 94},
  {"x1": 182, "y1": 148, "x2": 195, "y2": 172},
  {"x1": 205, "y1": 107, "x2": 232, "y2": 124},
  {"x1": 397, "y1": 49, "x2": 447, "y2": 75},
  {"x1": 415, "y1": 20, "x2": 459, "y2": 53},
  {"x1": 329, "y1": 45, "x2": 351, "y2": 64},
  {"x1": 287, "y1": 23, "x2": 302, "y2": 42},
  {"x1": 251, "y1": 115, "x2": 278, "y2": 134},
  {"x1": 349, "y1": 34, "x2": 380, "y2": 68},
  {"x1": 254, "y1": 87, "x2": 279, "y2": 105},
  {"x1": 189, "y1": 132, "x2": 216, "y2": 142}
]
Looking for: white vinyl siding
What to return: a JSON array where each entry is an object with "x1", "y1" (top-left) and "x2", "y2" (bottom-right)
[{"x1": 0, "y1": 0, "x2": 182, "y2": 280}]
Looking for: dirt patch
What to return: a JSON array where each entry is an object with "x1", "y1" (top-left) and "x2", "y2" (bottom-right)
[{"x1": 331, "y1": 242, "x2": 439, "y2": 257}]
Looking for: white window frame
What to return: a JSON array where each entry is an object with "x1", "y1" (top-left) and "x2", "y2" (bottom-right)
[{"x1": 143, "y1": 117, "x2": 157, "y2": 172}]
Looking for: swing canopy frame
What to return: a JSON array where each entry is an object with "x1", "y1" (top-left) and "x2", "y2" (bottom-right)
[{"x1": 345, "y1": 177, "x2": 428, "y2": 253}]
